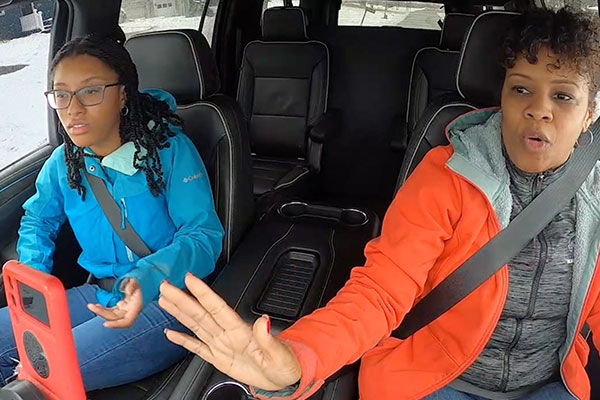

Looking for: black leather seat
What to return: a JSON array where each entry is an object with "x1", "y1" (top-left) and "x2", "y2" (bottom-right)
[
  {"x1": 126, "y1": 29, "x2": 254, "y2": 266},
  {"x1": 439, "y1": 13, "x2": 475, "y2": 51},
  {"x1": 396, "y1": 11, "x2": 518, "y2": 190},
  {"x1": 402, "y1": 13, "x2": 474, "y2": 145},
  {"x1": 237, "y1": 6, "x2": 336, "y2": 197},
  {"x1": 85, "y1": 29, "x2": 255, "y2": 400}
]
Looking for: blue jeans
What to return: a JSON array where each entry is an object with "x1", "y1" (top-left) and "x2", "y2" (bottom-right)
[
  {"x1": 424, "y1": 382, "x2": 576, "y2": 400},
  {"x1": 0, "y1": 284, "x2": 188, "y2": 391}
]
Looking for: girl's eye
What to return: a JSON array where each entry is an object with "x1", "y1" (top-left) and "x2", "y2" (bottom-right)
[
  {"x1": 83, "y1": 87, "x2": 101, "y2": 95},
  {"x1": 512, "y1": 86, "x2": 530, "y2": 95}
]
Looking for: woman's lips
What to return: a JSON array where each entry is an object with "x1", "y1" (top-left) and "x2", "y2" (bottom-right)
[{"x1": 522, "y1": 132, "x2": 551, "y2": 153}]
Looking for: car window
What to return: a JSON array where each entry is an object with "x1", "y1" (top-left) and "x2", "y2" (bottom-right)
[
  {"x1": 0, "y1": 1, "x2": 53, "y2": 172},
  {"x1": 263, "y1": 0, "x2": 300, "y2": 8},
  {"x1": 120, "y1": 0, "x2": 220, "y2": 42},
  {"x1": 537, "y1": 0, "x2": 598, "y2": 13},
  {"x1": 338, "y1": 0, "x2": 445, "y2": 29}
]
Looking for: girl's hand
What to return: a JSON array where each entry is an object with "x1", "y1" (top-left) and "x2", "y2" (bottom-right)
[{"x1": 88, "y1": 279, "x2": 143, "y2": 329}]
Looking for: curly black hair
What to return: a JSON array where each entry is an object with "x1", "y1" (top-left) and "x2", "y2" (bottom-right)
[
  {"x1": 501, "y1": 7, "x2": 600, "y2": 104},
  {"x1": 49, "y1": 34, "x2": 183, "y2": 199}
]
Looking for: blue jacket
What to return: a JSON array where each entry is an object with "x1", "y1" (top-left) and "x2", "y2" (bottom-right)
[{"x1": 17, "y1": 89, "x2": 224, "y2": 308}]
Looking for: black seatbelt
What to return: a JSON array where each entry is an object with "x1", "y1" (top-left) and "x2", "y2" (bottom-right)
[
  {"x1": 84, "y1": 171, "x2": 151, "y2": 259},
  {"x1": 392, "y1": 123, "x2": 600, "y2": 340}
]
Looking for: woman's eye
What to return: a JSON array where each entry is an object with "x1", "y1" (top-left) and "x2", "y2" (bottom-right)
[
  {"x1": 555, "y1": 92, "x2": 574, "y2": 102},
  {"x1": 512, "y1": 86, "x2": 530, "y2": 95}
]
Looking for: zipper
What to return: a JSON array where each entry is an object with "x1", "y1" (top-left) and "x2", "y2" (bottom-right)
[
  {"x1": 534, "y1": 173, "x2": 545, "y2": 197},
  {"x1": 119, "y1": 198, "x2": 126, "y2": 230},
  {"x1": 499, "y1": 230, "x2": 549, "y2": 390},
  {"x1": 500, "y1": 321, "x2": 522, "y2": 390},
  {"x1": 500, "y1": 172, "x2": 546, "y2": 391},
  {"x1": 417, "y1": 165, "x2": 509, "y2": 397},
  {"x1": 120, "y1": 198, "x2": 135, "y2": 262}
]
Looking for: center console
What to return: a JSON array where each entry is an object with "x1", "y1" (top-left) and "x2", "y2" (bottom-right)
[{"x1": 167, "y1": 200, "x2": 381, "y2": 400}]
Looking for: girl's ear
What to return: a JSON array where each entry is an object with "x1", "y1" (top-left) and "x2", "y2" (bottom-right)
[{"x1": 120, "y1": 86, "x2": 127, "y2": 108}]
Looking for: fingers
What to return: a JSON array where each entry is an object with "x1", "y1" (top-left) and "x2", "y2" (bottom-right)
[
  {"x1": 164, "y1": 328, "x2": 215, "y2": 364},
  {"x1": 124, "y1": 279, "x2": 139, "y2": 297},
  {"x1": 183, "y1": 273, "x2": 244, "y2": 330},
  {"x1": 87, "y1": 303, "x2": 123, "y2": 321},
  {"x1": 88, "y1": 301, "x2": 139, "y2": 329},
  {"x1": 103, "y1": 316, "x2": 135, "y2": 329},
  {"x1": 159, "y1": 281, "x2": 224, "y2": 339},
  {"x1": 252, "y1": 316, "x2": 302, "y2": 384},
  {"x1": 252, "y1": 315, "x2": 276, "y2": 360}
]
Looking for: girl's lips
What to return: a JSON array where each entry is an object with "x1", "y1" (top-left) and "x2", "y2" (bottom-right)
[{"x1": 68, "y1": 122, "x2": 90, "y2": 136}]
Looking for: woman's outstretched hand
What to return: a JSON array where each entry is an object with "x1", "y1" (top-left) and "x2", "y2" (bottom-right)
[{"x1": 159, "y1": 274, "x2": 302, "y2": 391}]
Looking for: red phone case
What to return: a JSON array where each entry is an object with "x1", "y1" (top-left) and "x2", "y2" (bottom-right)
[{"x1": 2, "y1": 261, "x2": 86, "y2": 400}]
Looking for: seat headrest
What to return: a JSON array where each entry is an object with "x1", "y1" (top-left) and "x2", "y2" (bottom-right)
[
  {"x1": 439, "y1": 13, "x2": 474, "y2": 51},
  {"x1": 457, "y1": 11, "x2": 520, "y2": 107},
  {"x1": 262, "y1": 7, "x2": 308, "y2": 41},
  {"x1": 125, "y1": 29, "x2": 220, "y2": 104}
]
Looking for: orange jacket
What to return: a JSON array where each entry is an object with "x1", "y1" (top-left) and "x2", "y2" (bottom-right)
[{"x1": 258, "y1": 110, "x2": 600, "y2": 400}]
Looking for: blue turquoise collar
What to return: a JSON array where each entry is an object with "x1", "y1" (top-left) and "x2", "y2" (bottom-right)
[{"x1": 100, "y1": 142, "x2": 145, "y2": 176}]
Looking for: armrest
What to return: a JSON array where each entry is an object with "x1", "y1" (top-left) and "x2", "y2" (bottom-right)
[
  {"x1": 390, "y1": 114, "x2": 408, "y2": 153},
  {"x1": 320, "y1": 362, "x2": 360, "y2": 400},
  {"x1": 0, "y1": 380, "x2": 45, "y2": 399},
  {"x1": 309, "y1": 109, "x2": 342, "y2": 143}
]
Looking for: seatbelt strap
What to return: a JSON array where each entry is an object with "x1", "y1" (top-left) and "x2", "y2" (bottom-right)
[
  {"x1": 392, "y1": 123, "x2": 600, "y2": 340},
  {"x1": 84, "y1": 172, "x2": 152, "y2": 259}
]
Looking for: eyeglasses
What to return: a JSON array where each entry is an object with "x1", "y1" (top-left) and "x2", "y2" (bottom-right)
[{"x1": 44, "y1": 83, "x2": 122, "y2": 110}]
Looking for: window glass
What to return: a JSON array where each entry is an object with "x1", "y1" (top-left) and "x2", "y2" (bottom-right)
[
  {"x1": 120, "y1": 0, "x2": 220, "y2": 43},
  {"x1": 339, "y1": 0, "x2": 445, "y2": 29},
  {"x1": 0, "y1": 0, "x2": 53, "y2": 171},
  {"x1": 263, "y1": 0, "x2": 300, "y2": 8},
  {"x1": 536, "y1": 0, "x2": 598, "y2": 13}
]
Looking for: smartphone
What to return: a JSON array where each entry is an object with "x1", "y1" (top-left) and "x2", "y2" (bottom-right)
[{"x1": 2, "y1": 261, "x2": 85, "y2": 400}]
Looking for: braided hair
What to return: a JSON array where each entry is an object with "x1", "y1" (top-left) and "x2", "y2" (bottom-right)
[{"x1": 49, "y1": 34, "x2": 183, "y2": 199}]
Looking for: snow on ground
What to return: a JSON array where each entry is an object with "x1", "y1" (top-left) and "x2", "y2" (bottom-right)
[
  {"x1": 338, "y1": 2, "x2": 444, "y2": 30},
  {"x1": 0, "y1": 32, "x2": 51, "y2": 171},
  {"x1": 121, "y1": 15, "x2": 215, "y2": 40},
  {"x1": 0, "y1": 16, "x2": 215, "y2": 171}
]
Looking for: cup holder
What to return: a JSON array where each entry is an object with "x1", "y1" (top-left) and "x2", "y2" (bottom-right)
[
  {"x1": 279, "y1": 202, "x2": 368, "y2": 227},
  {"x1": 201, "y1": 381, "x2": 252, "y2": 400},
  {"x1": 279, "y1": 202, "x2": 309, "y2": 218}
]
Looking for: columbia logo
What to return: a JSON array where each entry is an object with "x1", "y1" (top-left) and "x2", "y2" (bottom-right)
[{"x1": 183, "y1": 173, "x2": 203, "y2": 183}]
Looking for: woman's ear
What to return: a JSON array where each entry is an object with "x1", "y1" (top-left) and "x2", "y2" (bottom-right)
[{"x1": 583, "y1": 104, "x2": 594, "y2": 132}]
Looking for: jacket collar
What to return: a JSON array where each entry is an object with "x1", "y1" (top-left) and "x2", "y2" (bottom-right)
[
  {"x1": 100, "y1": 141, "x2": 141, "y2": 176},
  {"x1": 79, "y1": 88, "x2": 178, "y2": 176},
  {"x1": 444, "y1": 108, "x2": 600, "y2": 218}
]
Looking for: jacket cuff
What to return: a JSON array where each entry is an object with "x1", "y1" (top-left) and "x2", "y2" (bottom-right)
[
  {"x1": 249, "y1": 338, "x2": 324, "y2": 400},
  {"x1": 115, "y1": 267, "x2": 159, "y2": 308}
]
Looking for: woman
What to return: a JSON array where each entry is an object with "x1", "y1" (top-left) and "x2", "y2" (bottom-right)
[
  {"x1": 0, "y1": 35, "x2": 224, "y2": 390},
  {"x1": 158, "y1": 7, "x2": 600, "y2": 400}
]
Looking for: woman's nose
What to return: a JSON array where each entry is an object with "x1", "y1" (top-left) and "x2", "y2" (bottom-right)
[{"x1": 524, "y1": 94, "x2": 553, "y2": 122}]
